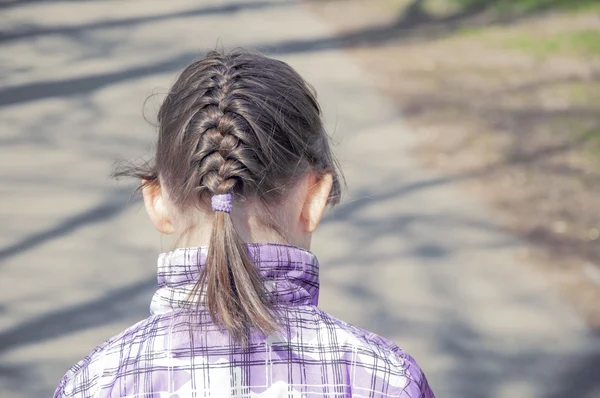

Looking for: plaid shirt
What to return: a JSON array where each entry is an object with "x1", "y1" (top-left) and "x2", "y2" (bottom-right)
[{"x1": 55, "y1": 243, "x2": 434, "y2": 397}]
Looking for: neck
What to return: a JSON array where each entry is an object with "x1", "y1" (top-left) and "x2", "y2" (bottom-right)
[
  {"x1": 170, "y1": 208, "x2": 310, "y2": 250},
  {"x1": 173, "y1": 223, "x2": 292, "y2": 249}
]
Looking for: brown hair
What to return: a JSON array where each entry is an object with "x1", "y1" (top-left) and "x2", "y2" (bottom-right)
[{"x1": 116, "y1": 49, "x2": 342, "y2": 344}]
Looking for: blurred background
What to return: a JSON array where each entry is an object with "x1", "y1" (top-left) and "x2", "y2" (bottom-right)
[{"x1": 1, "y1": 0, "x2": 599, "y2": 397}]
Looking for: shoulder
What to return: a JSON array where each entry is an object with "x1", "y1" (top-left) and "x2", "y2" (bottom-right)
[
  {"x1": 311, "y1": 307, "x2": 434, "y2": 397},
  {"x1": 53, "y1": 315, "x2": 163, "y2": 398}
]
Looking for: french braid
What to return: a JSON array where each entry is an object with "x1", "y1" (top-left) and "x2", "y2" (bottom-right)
[{"x1": 116, "y1": 49, "x2": 343, "y2": 344}]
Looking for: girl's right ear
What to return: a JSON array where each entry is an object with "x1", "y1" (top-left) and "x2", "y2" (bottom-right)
[{"x1": 142, "y1": 180, "x2": 175, "y2": 235}]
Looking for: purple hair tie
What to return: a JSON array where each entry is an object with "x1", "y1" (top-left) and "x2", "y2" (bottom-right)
[{"x1": 211, "y1": 194, "x2": 233, "y2": 213}]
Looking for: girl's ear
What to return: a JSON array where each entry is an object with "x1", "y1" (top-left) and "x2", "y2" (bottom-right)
[
  {"x1": 142, "y1": 180, "x2": 175, "y2": 235},
  {"x1": 301, "y1": 173, "x2": 333, "y2": 233}
]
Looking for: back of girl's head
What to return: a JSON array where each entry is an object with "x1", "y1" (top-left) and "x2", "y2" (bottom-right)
[{"x1": 119, "y1": 49, "x2": 341, "y2": 344}]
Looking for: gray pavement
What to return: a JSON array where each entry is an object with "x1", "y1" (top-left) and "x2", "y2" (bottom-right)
[{"x1": 1, "y1": 0, "x2": 599, "y2": 397}]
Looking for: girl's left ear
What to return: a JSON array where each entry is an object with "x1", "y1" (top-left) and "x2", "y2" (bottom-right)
[
  {"x1": 301, "y1": 173, "x2": 333, "y2": 233},
  {"x1": 142, "y1": 181, "x2": 175, "y2": 235}
]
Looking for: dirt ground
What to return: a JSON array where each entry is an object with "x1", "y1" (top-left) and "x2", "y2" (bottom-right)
[{"x1": 309, "y1": 1, "x2": 600, "y2": 328}]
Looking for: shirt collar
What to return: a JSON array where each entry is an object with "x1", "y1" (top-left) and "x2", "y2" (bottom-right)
[{"x1": 150, "y1": 243, "x2": 319, "y2": 315}]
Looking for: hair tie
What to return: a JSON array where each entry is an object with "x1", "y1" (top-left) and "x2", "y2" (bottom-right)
[{"x1": 211, "y1": 194, "x2": 233, "y2": 213}]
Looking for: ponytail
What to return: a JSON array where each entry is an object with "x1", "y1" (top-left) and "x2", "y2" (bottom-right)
[{"x1": 197, "y1": 208, "x2": 277, "y2": 345}]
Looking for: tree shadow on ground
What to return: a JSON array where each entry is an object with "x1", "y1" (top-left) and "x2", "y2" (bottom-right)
[
  {"x1": 397, "y1": 67, "x2": 600, "y2": 266},
  {"x1": 0, "y1": 187, "x2": 138, "y2": 263},
  {"x1": 1, "y1": 0, "x2": 591, "y2": 108},
  {"x1": 0, "y1": 0, "x2": 102, "y2": 10},
  {"x1": 260, "y1": 0, "x2": 594, "y2": 55},
  {"x1": 1, "y1": 0, "x2": 588, "y2": 108},
  {"x1": 0, "y1": 0, "x2": 293, "y2": 42},
  {"x1": 0, "y1": 276, "x2": 155, "y2": 355},
  {"x1": 545, "y1": 348, "x2": 600, "y2": 398}
]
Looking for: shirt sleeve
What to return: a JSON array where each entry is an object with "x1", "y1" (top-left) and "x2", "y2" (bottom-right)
[
  {"x1": 402, "y1": 353, "x2": 435, "y2": 398},
  {"x1": 54, "y1": 341, "x2": 110, "y2": 398}
]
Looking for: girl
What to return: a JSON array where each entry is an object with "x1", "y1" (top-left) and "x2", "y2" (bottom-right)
[{"x1": 54, "y1": 49, "x2": 434, "y2": 398}]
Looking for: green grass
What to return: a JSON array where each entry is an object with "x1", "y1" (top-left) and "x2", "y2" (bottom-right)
[
  {"x1": 580, "y1": 127, "x2": 600, "y2": 166},
  {"x1": 384, "y1": 0, "x2": 600, "y2": 16},
  {"x1": 438, "y1": 0, "x2": 600, "y2": 14},
  {"x1": 568, "y1": 83, "x2": 600, "y2": 102},
  {"x1": 386, "y1": 0, "x2": 600, "y2": 59},
  {"x1": 504, "y1": 29, "x2": 600, "y2": 57}
]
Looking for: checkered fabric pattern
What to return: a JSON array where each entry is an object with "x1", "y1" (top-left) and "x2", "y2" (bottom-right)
[{"x1": 54, "y1": 243, "x2": 435, "y2": 397}]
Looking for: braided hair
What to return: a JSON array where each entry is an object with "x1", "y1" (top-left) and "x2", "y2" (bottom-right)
[{"x1": 117, "y1": 49, "x2": 342, "y2": 344}]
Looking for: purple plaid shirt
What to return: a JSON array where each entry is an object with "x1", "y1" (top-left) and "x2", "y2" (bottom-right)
[{"x1": 55, "y1": 243, "x2": 434, "y2": 397}]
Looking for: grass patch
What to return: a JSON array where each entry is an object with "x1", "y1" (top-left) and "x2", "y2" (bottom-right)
[
  {"x1": 581, "y1": 128, "x2": 600, "y2": 166},
  {"x1": 504, "y1": 29, "x2": 600, "y2": 57},
  {"x1": 383, "y1": 0, "x2": 600, "y2": 17},
  {"x1": 454, "y1": 25, "x2": 487, "y2": 37},
  {"x1": 567, "y1": 82, "x2": 600, "y2": 103},
  {"x1": 435, "y1": 0, "x2": 600, "y2": 14}
]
